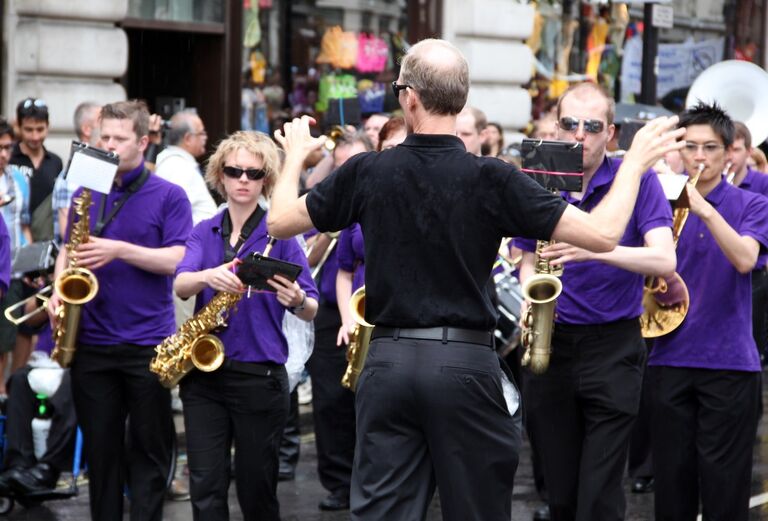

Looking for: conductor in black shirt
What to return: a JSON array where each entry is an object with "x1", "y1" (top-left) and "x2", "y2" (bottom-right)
[{"x1": 268, "y1": 38, "x2": 684, "y2": 521}]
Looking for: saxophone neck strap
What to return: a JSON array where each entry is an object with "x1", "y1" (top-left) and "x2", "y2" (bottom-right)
[
  {"x1": 221, "y1": 206, "x2": 266, "y2": 263},
  {"x1": 93, "y1": 167, "x2": 151, "y2": 238}
]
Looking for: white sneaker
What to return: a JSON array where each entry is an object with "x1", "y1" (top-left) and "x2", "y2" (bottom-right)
[{"x1": 297, "y1": 377, "x2": 312, "y2": 405}]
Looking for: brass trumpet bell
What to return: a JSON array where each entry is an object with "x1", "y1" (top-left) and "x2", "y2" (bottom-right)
[{"x1": 639, "y1": 273, "x2": 689, "y2": 338}]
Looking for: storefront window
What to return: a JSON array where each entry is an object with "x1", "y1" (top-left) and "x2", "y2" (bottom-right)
[
  {"x1": 240, "y1": 0, "x2": 409, "y2": 134},
  {"x1": 128, "y1": 0, "x2": 225, "y2": 24}
]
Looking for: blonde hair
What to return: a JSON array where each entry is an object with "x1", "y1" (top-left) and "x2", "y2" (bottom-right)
[{"x1": 205, "y1": 131, "x2": 281, "y2": 199}]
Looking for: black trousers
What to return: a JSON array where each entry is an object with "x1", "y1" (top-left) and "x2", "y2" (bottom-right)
[
  {"x1": 278, "y1": 389, "x2": 300, "y2": 474},
  {"x1": 305, "y1": 303, "x2": 356, "y2": 497},
  {"x1": 524, "y1": 319, "x2": 645, "y2": 521},
  {"x1": 5, "y1": 365, "x2": 77, "y2": 472},
  {"x1": 71, "y1": 343, "x2": 173, "y2": 521},
  {"x1": 753, "y1": 269, "x2": 768, "y2": 358},
  {"x1": 649, "y1": 366, "x2": 760, "y2": 521},
  {"x1": 180, "y1": 363, "x2": 289, "y2": 521},
  {"x1": 627, "y1": 339, "x2": 655, "y2": 479},
  {"x1": 351, "y1": 336, "x2": 521, "y2": 521}
]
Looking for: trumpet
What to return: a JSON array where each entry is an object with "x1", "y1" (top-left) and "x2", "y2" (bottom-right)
[
  {"x1": 639, "y1": 163, "x2": 704, "y2": 337},
  {"x1": 323, "y1": 126, "x2": 346, "y2": 152},
  {"x1": 3, "y1": 285, "x2": 52, "y2": 325}
]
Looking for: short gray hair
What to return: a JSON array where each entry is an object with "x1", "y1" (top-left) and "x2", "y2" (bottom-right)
[
  {"x1": 400, "y1": 39, "x2": 469, "y2": 116},
  {"x1": 73, "y1": 102, "x2": 99, "y2": 140},
  {"x1": 167, "y1": 109, "x2": 199, "y2": 146}
]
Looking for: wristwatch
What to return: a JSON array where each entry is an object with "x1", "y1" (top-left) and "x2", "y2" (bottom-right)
[{"x1": 289, "y1": 290, "x2": 307, "y2": 314}]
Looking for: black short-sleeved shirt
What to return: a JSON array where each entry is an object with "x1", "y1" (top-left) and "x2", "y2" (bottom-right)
[
  {"x1": 306, "y1": 134, "x2": 568, "y2": 330},
  {"x1": 10, "y1": 143, "x2": 63, "y2": 214}
]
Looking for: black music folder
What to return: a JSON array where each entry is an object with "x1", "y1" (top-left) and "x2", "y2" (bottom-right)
[
  {"x1": 520, "y1": 139, "x2": 584, "y2": 192},
  {"x1": 237, "y1": 253, "x2": 303, "y2": 293}
]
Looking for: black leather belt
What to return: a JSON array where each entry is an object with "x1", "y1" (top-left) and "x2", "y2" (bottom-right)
[
  {"x1": 222, "y1": 359, "x2": 277, "y2": 376},
  {"x1": 372, "y1": 327, "x2": 494, "y2": 348}
]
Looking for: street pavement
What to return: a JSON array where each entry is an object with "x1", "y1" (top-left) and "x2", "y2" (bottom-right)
[{"x1": 6, "y1": 390, "x2": 768, "y2": 519}]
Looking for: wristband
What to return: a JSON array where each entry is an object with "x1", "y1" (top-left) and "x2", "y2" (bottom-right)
[{"x1": 289, "y1": 290, "x2": 306, "y2": 313}]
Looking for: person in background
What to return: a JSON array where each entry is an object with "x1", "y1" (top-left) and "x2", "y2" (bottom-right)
[
  {"x1": 0, "y1": 119, "x2": 29, "y2": 394},
  {"x1": 52, "y1": 101, "x2": 101, "y2": 244},
  {"x1": 456, "y1": 106, "x2": 487, "y2": 156},
  {"x1": 483, "y1": 122, "x2": 505, "y2": 157},
  {"x1": 377, "y1": 117, "x2": 407, "y2": 151},
  {"x1": 10, "y1": 98, "x2": 63, "y2": 370},
  {"x1": 363, "y1": 113, "x2": 390, "y2": 150}
]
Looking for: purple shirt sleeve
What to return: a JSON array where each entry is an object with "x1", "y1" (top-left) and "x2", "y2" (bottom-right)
[{"x1": 0, "y1": 217, "x2": 10, "y2": 295}]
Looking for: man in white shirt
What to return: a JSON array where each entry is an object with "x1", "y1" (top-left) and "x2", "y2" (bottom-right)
[
  {"x1": 154, "y1": 110, "x2": 216, "y2": 329},
  {"x1": 154, "y1": 110, "x2": 216, "y2": 225}
]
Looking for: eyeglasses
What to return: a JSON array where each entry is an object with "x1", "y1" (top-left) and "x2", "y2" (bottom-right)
[
  {"x1": 21, "y1": 98, "x2": 46, "y2": 109},
  {"x1": 391, "y1": 81, "x2": 411, "y2": 97},
  {"x1": 681, "y1": 142, "x2": 725, "y2": 155},
  {"x1": 189, "y1": 130, "x2": 207, "y2": 137},
  {"x1": 222, "y1": 166, "x2": 267, "y2": 181},
  {"x1": 558, "y1": 116, "x2": 605, "y2": 134},
  {"x1": 0, "y1": 144, "x2": 12, "y2": 153}
]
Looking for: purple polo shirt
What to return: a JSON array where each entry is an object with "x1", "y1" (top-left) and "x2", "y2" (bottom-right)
[
  {"x1": 37, "y1": 322, "x2": 53, "y2": 355},
  {"x1": 0, "y1": 216, "x2": 9, "y2": 295},
  {"x1": 649, "y1": 178, "x2": 768, "y2": 372},
  {"x1": 337, "y1": 224, "x2": 365, "y2": 292},
  {"x1": 305, "y1": 228, "x2": 339, "y2": 305},
  {"x1": 176, "y1": 209, "x2": 319, "y2": 364},
  {"x1": 516, "y1": 157, "x2": 672, "y2": 324},
  {"x1": 71, "y1": 163, "x2": 192, "y2": 345},
  {"x1": 737, "y1": 167, "x2": 768, "y2": 269}
]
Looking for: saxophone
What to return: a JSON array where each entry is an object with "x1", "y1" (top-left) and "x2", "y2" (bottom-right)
[
  {"x1": 149, "y1": 240, "x2": 275, "y2": 388},
  {"x1": 341, "y1": 286, "x2": 373, "y2": 391},
  {"x1": 51, "y1": 189, "x2": 100, "y2": 368},
  {"x1": 520, "y1": 239, "x2": 563, "y2": 374}
]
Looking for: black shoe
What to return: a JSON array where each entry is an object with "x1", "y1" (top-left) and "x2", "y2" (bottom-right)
[
  {"x1": 9, "y1": 463, "x2": 59, "y2": 495},
  {"x1": 533, "y1": 504, "x2": 551, "y2": 521},
  {"x1": 0, "y1": 467, "x2": 26, "y2": 495},
  {"x1": 318, "y1": 492, "x2": 350, "y2": 511},
  {"x1": 631, "y1": 477, "x2": 655, "y2": 494},
  {"x1": 278, "y1": 471, "x2": 295, "y2": 482}
]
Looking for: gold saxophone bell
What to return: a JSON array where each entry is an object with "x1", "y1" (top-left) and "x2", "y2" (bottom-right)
[
  {"x1": 520, "y1": 271, "x2": 562, "y2": 374},
  {"x1": 341, "y1": 286, "x2": 373, "y2": 391},
  {"x1": 190, "y1": 334, "x2": 225, "y2": 372},
  {"x1": 51, "y1": 189, "x2": 99, "y2": 368}
]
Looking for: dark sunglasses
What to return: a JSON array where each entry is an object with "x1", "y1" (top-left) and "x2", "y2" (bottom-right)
[
  {"x1": 222, "y1": 166, "x2": 267, "y2": 181},
  {"x1": 559, "y1": 116, "x2": 605, "y2": 134},
  {"x1": 391, "y1": 81, "x2": 411, "y2": 97}
]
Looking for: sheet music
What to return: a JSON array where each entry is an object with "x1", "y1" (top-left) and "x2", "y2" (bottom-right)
[
  {"x1": 657, "y1": 173, "x2": 689, "y2": 202},
  {"x1": 66, "y1": 146, "x2": 119, "y2": 194}
]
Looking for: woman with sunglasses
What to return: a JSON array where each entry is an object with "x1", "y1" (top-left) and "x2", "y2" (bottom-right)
[{"x1": 174, "y1": 131, "x2": 318, "y2": 521}]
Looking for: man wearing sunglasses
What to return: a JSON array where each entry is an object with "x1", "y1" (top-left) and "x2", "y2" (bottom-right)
[
  {"x1": 516, "y1": 82, "x2": 676, "y2": 521},
  {"x1": 269, "y1": 39, "x2": 683, "y2": 521}
]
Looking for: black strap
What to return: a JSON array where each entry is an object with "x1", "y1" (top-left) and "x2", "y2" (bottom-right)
[
  {"x1": 221, "y1": 206, "x2": 266, "y2": 262},
  {"x1": 93, "y1": 168, "x2": 151, "y2": 237}
]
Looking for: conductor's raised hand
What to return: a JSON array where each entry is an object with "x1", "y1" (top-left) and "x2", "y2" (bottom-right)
[
  {"x1": 273, "y1": 115, "x2": 327, "y2": 161},
  {"x1": 623, "y1": 116, "x2": 686, "y2": 173},
  {"x1": 204, "y1": 260, "x2": 245, "y2": 294}
]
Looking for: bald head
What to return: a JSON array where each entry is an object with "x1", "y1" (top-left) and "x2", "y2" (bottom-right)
[{"x1": 400, "y1": 39, "x2": 469, "y2": 115}]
